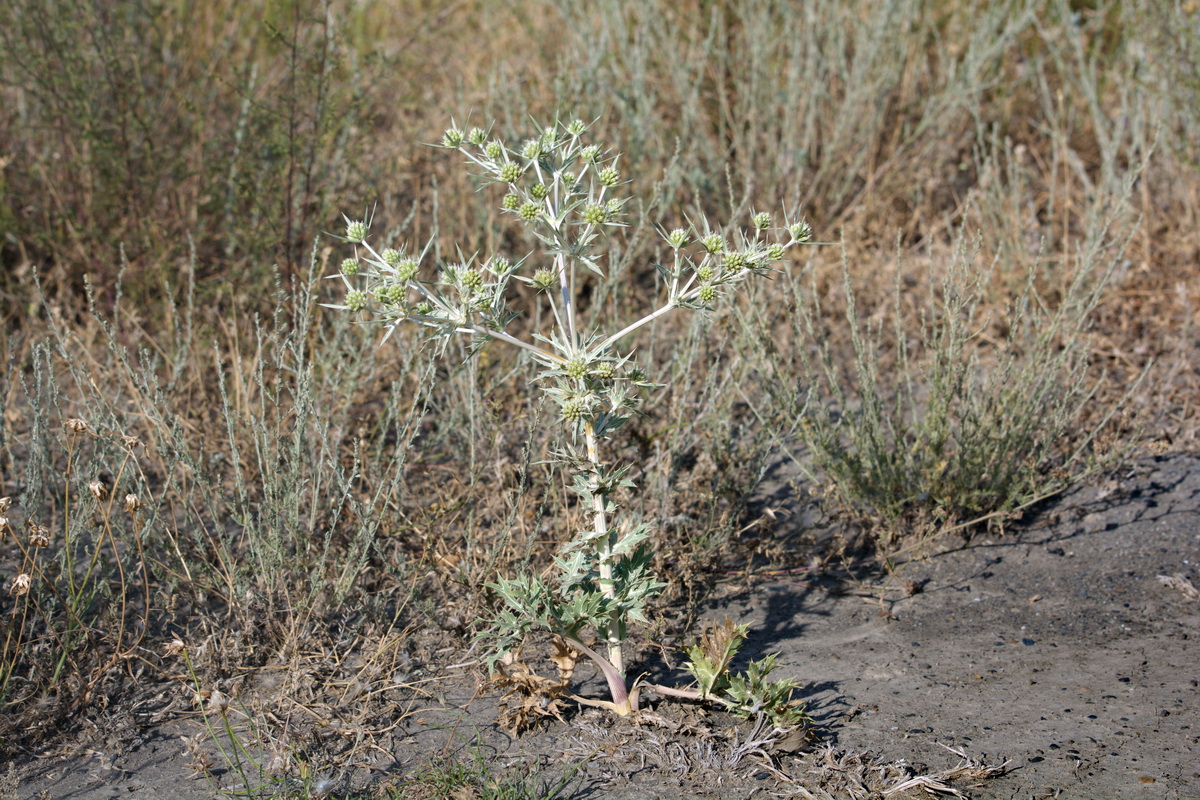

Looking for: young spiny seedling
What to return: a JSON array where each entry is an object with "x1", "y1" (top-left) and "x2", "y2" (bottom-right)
[{"x1": 327, "y1": 117, "x2": 813, "y2": 727}]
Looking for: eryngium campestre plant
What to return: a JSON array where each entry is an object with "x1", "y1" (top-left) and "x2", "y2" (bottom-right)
[{"x1": 327, "y1": 117, "x2": 812, "y2": 724}]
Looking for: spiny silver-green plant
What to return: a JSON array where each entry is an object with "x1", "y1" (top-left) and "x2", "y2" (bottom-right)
[{"x1": 327, "y1": 117, "x2": 812, "y2": 724}]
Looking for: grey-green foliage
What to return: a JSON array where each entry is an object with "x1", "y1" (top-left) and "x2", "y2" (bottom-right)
[{"x1": 330, "y1": 117, "x2": 812, "y2": 715}]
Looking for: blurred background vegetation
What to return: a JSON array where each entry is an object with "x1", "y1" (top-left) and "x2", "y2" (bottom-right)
[{"x1": 0, "y1": 0, "x2": 1196, "y2": 778}]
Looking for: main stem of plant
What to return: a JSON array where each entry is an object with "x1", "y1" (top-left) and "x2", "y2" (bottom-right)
[{"x1": 584, "y1": 420, "x2": 623, "y2": 676}]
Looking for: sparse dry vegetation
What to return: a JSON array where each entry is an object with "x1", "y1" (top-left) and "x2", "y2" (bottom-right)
[{"x1": 1, "y1": 0, "x2": 1197, "y2": 797}]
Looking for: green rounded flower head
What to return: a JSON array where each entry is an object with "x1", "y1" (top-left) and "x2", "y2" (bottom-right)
[
  {"x1": 530, "y1": 183, "x2": 548, "y2": 200},
  {"x1": 485, "y1": 140, "x2": 504, "y2": 160},
  {"x1": 723, "y1": 251, "x2": 747, "y2": 271},
  {"x1": 598, "y1": 167, "x2": 620, "y2": 187},
  {"x1": 490, "y1": 257, "x2": 512, "y2": 275},
  {"x1": 532, "y1": 268, "x2": 555, "y2": 291},
  {"x1": 753, "y1": 212, "x2": 771, "y2": 230},
  {"x1": 580, "y1": 145, "x2": 600, "y2": 163},
  {"x1": 461, "y1": 268, "x2": 484, "y2": 290},
  {"x1": 702, "y1": 233, "x2": 724, "y2": 254},
  {"x1": 561, "y1": 394, "x2": 590, "y2": 422},
  {"x1": 340, "y1": 257, "x2": 360, "y2": 276},
  {"x1": 592, "y1": 361, "x2": 615, "y2": 380},
  {"x1": 415, "y1": 301, "x2": 434, "y2": 315},
  {"x1": 564, "y1": 355, "x2": 590, "y2": 379},
  {"x1": 500, "y1": 161, "x2": 523, "y2": 184},
  {"x1": 381, "y1": 248, "x2": 402, "y2": 266},
  {"x1": 696, "y1": 265, "x2": 714, "y2": 281},
  {"x1": 442, "y1": 128, "x2": 464, "y2": 148},
  {"x1": 345, "y1": 219, "x2": 367, "y2": 244},
  {"x1": 667, "y1": 228, "x2": 688, "y2": 249},
  {"x1": 789, "y1": 220, "x2": 812, "y2": 243},
  {"x1": 345, "y1": 289, "x2": 368, "y2": 312},
  {"x1": 582, "y1": 204, "x2": 607, "y2": 225},
  {"x1": 396, "y1": 258, "x2": 419, "y2": 282},
  {"x1": 567, "y1": 119, "x2": 586, "y2": 137},
  {"x1": 766, "y1": 242, "x2": 786, "y2": 261},
  {"x1": 518, "y1": 200, "x2": 542, "y2": 221},
  {"x1": 502, "y1": 193, "x2": 521, "y2": 211},
  {"x1": 467, "y1": 127, "x2": 487, "y2": 146},
  {"x1": 698, "y1": 284, "x2": 717, "y2": 304},
  {"x1": 521, "y1": 139, "x2": 543, "y2": 160}
]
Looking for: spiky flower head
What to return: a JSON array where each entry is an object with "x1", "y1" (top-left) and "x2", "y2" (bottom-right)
[
  {"x1": 567, "y1": 119, "x2": 586, "y2": 137},
  {"x1": 698, "y1": 284, "x2": 717, "y2": 304},
  {"x1": 518, "y1": 200, "x2": 542, "y2": 221},
  {"x1": 753, "y1": 211, "x2": 771, "y2": 230},
  {"x1": 598, "y1": 167, "x2": 620, "y2": 187},
  {"x1": 580, "y1": 145, "x2": 600, "y2": 163},
  {"x1": 766, "y1": 242, "x2": 786, "y2": 261},
  {"x1": 666, "y1": 228, "x2": 688, "y2": 249},
  {"x1": 561, "y1": 394, "x2": 591, "y2": 422},
  {"x1": 532, "y1": 268, "x2": 555, "y2": 291},
  {"x1": 502, "y1": 193, "x2": 521, "y2": 211},
  {"x1": 380, "y1": 283, "x2": 407, "y2": 305},
  {"x1": 396, "y1": 258, "x2": 419, "y2": 282},
  {"x1": 521, "y1": 139, "x2": 543, "y2": 160},
  {"x1": 10, "y1": 573, "x2": 30, "y2": 597},
  {"x1": 541, "y1": 126, "x2": 557, "y2": 145},
  {"x1": 124, "y1": 493, "x2": 142, "y2": 513},
  {"x1": 789, "y1": 220, "x2": 812, "y2": 243},
  {"x1": 582, "y1": 204, "x2": 607, "y2": 225},
  {"x1": 381, "y1": 248, "x2": 402, "y2": 266},
  {"x1": 605, "y1": 198, "x2": 622, "y2": 214},
  {"x1": 723, "y1": 251, "x2": 747, "y2": 271},
  {"x1": 702, "y1": 233, "x2": 725, "y2": 254},
  {"x1": 346, "y1": 289, "x2": 368, "y2": 312},
  {"x1": 530, "y1": 183, "x2": 548, "y2": 200},
  {"x1": 345, "y1": 219, "x2": 367, "y2": 243},
  {"x1": 489, "y1": 257, "x2": 512, "y2": 275},
  {"x1": 485, "y1": 140, "x2": 503, "y2": 160},
  {"x1": 564, "y1": 355, "x2": 590, "y2": 379},
  {"x1": 696, "y1": 265, "x2": 714, "y2": 281},
  {"x1": 592, "y1": 361, "x2": 615, "y2": 380},
  {"x1": 65, "y1": 418, "x2": 89, "y2": 434},
  {"x1": 416, "y1": 301, "x2": 434, "y2": 315},
  {"x1": 340, "y1": 257, "x2": 360, "y2": 276},
  {"x1": 500, "y1": 161, "x2": 523, "y2": 183},
  {"x1": 442, "y1": 127, "x2": 464, "y2": 148},
  {"x1": 467, "y1": 127, "x2": 487, "y2": 146},
  {"x1": 460, "y1": 268, "x2": 484, "y2": 289}
]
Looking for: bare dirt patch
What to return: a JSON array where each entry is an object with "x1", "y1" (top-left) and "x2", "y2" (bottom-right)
[{"x1": 11, "y1": 454, "x2": 1198, "y2": 799}]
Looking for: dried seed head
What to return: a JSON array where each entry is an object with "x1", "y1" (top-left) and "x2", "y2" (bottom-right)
[
  {"x1": 125, "y1": 493, "x2": 142, "y2": 513},
  {"x1": 65, "y1": 418, "x2": 89, "y2": 435},
  {"x1": 163, "y1": 638, "x2": 187, "y2": 657},
  {"x1": 29, "y1": 523, "x2": 51, "y2": 548},
  {"x1": 10, "y1": 573, "x2": 31, "y2": 597},
  {"x1": 207, "y1": 689, "x2": 231, "y2": 716},
  {"x1": 0, "y1": 496, "x2": 10, "y2": 513},
  {"x1": 120, "y1": 434, "x2": 143, "y2": 449},
  {"x1": 88, "y1": 480, "x2": 107, "y2": 501}
]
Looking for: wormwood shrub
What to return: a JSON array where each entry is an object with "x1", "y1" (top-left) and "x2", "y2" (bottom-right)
[{"x1": 329, "y1": 118, "x2": 813, "y2": 726}]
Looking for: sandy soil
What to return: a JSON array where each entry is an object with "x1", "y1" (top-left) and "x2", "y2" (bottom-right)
[{"x1": 11, "y1": 453, "x2": 1199, "y2": 799}]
